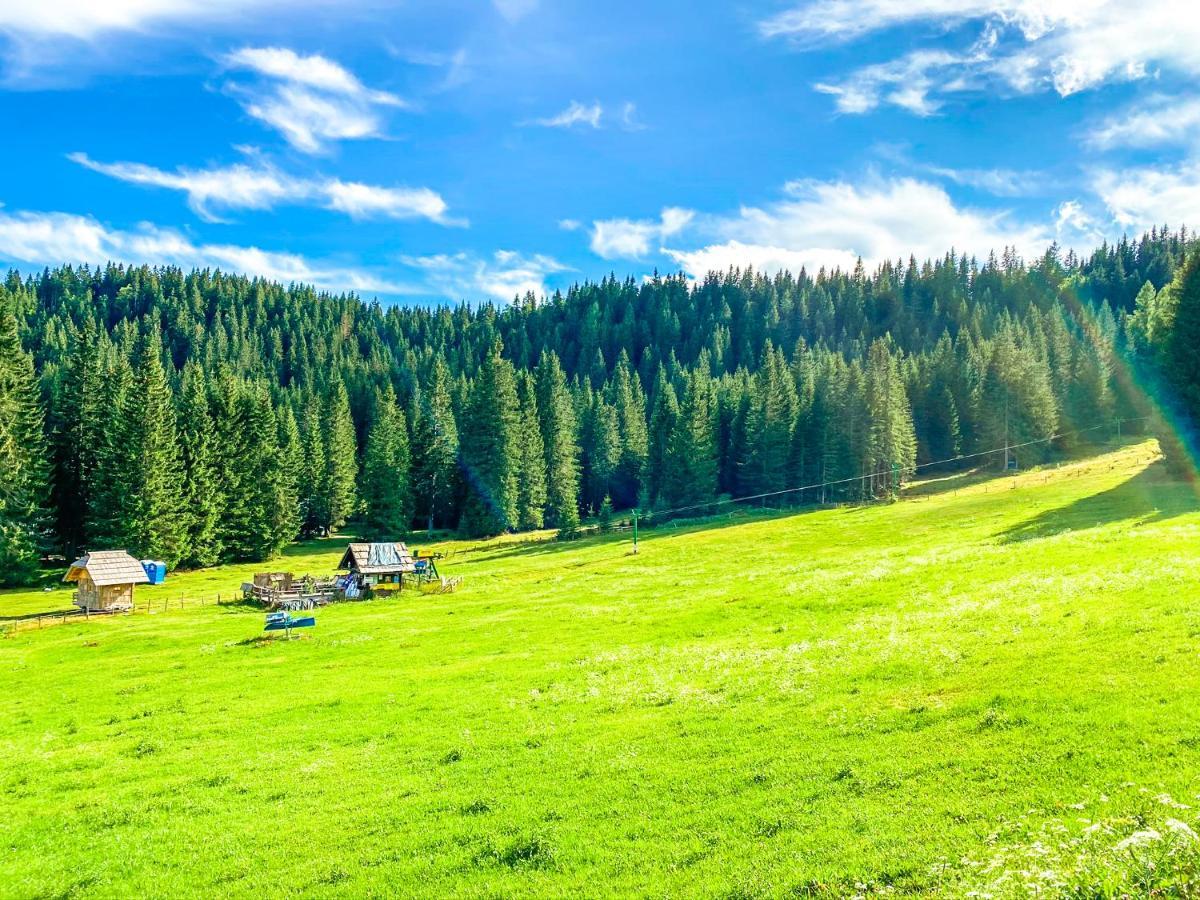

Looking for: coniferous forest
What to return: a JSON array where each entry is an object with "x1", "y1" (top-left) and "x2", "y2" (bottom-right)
[{"x1": 1, "y1": 227, "x2": 1198, "y2": 586}]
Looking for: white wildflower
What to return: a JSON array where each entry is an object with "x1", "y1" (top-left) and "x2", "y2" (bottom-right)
[
  {"x1": 1116, "y1": 828, "x2": 1162, "y2": 851},
  {"x1": 1165, "y1": 818, "x2": 1199, "y2": 841}
]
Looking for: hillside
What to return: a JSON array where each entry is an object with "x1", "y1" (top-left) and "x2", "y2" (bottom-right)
[{"x1": 3, "y1": 439, "x2": 1200, "y2": 896}]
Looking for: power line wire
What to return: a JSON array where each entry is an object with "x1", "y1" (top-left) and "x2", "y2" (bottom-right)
[{"x1": 640, "y1": 416, "x2": 1153, "y2": 522}]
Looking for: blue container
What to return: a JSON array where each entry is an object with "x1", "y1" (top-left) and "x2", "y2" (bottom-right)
[{"x1": 140, "y1": 560, "x2": 167, "y2": 585}]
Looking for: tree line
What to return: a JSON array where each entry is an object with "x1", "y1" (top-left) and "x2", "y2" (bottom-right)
[{"x1": 0, "y1": 226, "x2": 1197, "y2": 585}]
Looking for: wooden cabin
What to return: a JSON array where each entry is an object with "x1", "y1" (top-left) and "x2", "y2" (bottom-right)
[
  {"x1": 338, "y1": 542, "x2": 415, "y2": 592},
  {"x1": 65, "y1": 550, "x2": 150, "y2": 612}
]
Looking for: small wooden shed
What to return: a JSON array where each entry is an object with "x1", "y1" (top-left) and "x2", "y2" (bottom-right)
[
  {"x1": 65, "y1": 550, "x2": 150, "y2": 612},
  {"x1": 338, "y1": 542, "x2": 415, "y2": 591}
]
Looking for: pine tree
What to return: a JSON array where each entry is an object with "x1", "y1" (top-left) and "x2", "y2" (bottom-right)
[
  {"x1": 275, "y1": 402, "x2": 304, "y2": 547},
  {"x1": 412, "y1": 358, "x2": 459, "y2": 533},
  {"x1": 459, "y1": 339, "x2": 521, "y2": 537},
  {"x1": 361, "y1": 385, "x2": 414, "y2": 538},
  {"x1": 123, "y1": 329, "x2": 187, "y2": 565},
  {"x1": 50, "y1": 319, "x2": 102, "y2": 559},
  {"x1": 646, "y1": 365, "x2": 679, "y2": 506},
  {"x1": 580, "y1": 392, "x2": 620, "y2": 514},
  {"x1": 0, "y1": 301, "x2": 50, "y2": 585},
  {"x1": 315, "y1": 378, "x2": 357, "y2": 535},
  {"x1": 1164, "y1": 250, "x2": 1200, "y2": 418},
  {"x1": 608, "y1": 352, "x2": 648, "y2": 509},
  {"x1": 745, "y1": 343, "x2": 797, "y2": 496},
  {"x1": 223, "y1": 382, "x2": 294, "y2": 560},
  {"x1": 663, "y1": 368, "x2": 718, "y2": 508},
  {"x1": 536, "y1": 351, "x2": 580, "y2": 535},
  {"x1": 864, "y1": 338, "x2": 917, "y2": 497},
  {"x1": 515, "y1": 371, "x2": 547, "y2": 530},
  {"x1": 178, "y1": 363, "x2": 222, "y2": 567}
]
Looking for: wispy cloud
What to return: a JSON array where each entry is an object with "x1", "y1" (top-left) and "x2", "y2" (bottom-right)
[
  {"x1": 222, "y1": 46, "x2": 407, "y2": 153},
  {"x1": 401, "y1": 249, "x2": 571, "y2": 302},
  {"x1": 1088, "y1": 94, "x2": 1200, "y2": 149},
  {"x1": 493, "y1": 0, "x2": 538, "y2": 22},
  {"x1": 532, "y1": 100, "x2": 603, "y2": 129},
  {"x1": 765, "y1": 0, "x2": 1200, "y2": 114},
  {"x1": 69, "y1": 152, "x2": 462, "y2": 225},
  {"x1": 0, "y1": 207, "x2": 413, "y2": 296},
  {"x1": 589, "y1": 208, "x2": 695, "y2": 259}
]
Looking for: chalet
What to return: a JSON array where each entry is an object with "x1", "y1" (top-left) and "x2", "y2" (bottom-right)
[
  {"x1": 65, "y1": 550, "x2": 150, "y2": 612},
  {"x1": 338, "y1": 542, "x2": 416, "y2": 592}
]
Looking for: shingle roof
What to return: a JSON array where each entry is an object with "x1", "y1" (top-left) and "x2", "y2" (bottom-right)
[
  {"x1": 65, "y1": 550, "x2": 151, "y2": 587},
  {"x1": 338, "y1": 542, "x2": 415, "y2": 574}
]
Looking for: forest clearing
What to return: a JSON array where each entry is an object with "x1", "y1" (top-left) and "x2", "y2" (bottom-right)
[{"x1": 4, "y1": 438, "x2": 1200, "y2": 897}]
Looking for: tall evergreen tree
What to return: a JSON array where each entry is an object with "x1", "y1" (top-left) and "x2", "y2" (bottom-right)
[
  {"x1": 315, "y1": 378, "x2": 358, "y2": 535},
  {"x1": 515, "y1": 371, "x2": 548, "y2": 530},
  {"x1": 646, "y1": 365, "x2": 679, "y2": 506},
  {"x1": 459, "y1": 339, "x2": 522, "y2": 537},
  {"x1": 608, "y1": 352, "x2": 648, "y2": 509},
  {"x1": 536, "y1": 351, "x2": 580, "y2": 535},
  {"x1": 412, "y1": 358, "x2": 459, "y2": 533},
  {"x1": 0, "y1": 302, "x2": 50, "y2": 585},
  {"x1": 178, "y1": 363, "x2": 222, "y2": 567},
  {"x1": 361, "y1": 385, "x2": 414, "y2": 538}
]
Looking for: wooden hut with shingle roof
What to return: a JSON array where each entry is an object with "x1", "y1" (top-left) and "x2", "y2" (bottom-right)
[
  {"x1": 65, "y1": 550, "x2": 150, "y2": 612},
  {"x1": 338, "y1": 542, "x2": 415, "y2": 592}
]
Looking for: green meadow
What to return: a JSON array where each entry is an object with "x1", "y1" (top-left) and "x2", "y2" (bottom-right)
[{"x1": 4, "y1": 439, "x2": 1200, "y2": 897}]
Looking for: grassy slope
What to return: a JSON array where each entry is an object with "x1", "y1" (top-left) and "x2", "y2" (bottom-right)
[{"x1": 2, "y1": 439, "x2": 1200, "y2": 897}]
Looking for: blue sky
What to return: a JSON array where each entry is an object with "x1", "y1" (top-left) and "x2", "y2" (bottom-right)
[{"x1": 0, "y1": 0, "x2": 1196, "y2": 304}]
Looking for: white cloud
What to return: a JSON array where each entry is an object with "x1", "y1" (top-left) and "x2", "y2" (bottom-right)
[
  {"x1": 1093, "y1": 160, "x2": 1200, "y2": 231},
  {"x1": 0, "y1": 208, "x2": 412, "y2": 295},
  {"x1": 223, "y1": 46, "x2": 406, "y2": 153},
  {"x1": 558, "y1": 218, "x2": 582, "y2": 231},
  {"x1": 401, "y1": 249, "x2": 571, "y2": 302},
  {"x1": 921, "y1": 164, "x2": 1043, "y2": 197},
  {"x1": 493, "y1": 0, "x2": 537, "y2": 22},
  {"x1": 1088, "y1": 95, "x2": 1200, "y2": 149},
  {"x1": 659, "y1": 176, "x2": 1051, "y2": 278},
  {"x1": 590, "y1": 207, "x2": 695, "y2": 259},
  {"x1": 532, "y1": 101, "x2": 603, "y2": 129},
  {"x1": 765, "y1": 0, "x2": 1200, "y2": 113},
  {"x1": 69, "y1": 152, "x2": 460, "y2": 225},
  {"x1": 0, "y1": 0, "x2": 283, "y2": 41}
]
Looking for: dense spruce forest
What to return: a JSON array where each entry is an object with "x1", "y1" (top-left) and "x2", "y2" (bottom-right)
[{"x1": 1, "y1": 227, "x2": 1198, "y2": 585}]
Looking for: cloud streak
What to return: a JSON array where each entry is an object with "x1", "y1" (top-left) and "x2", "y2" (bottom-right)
[
  {"x1": 0, "y1": 208, "x2": 414, "y2": 296},
  {"x1": 69, "y1": 152, "x2": 462, "y2": 225}
]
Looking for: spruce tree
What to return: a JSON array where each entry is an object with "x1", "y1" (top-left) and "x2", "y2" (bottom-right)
[
  {"x1": 123, "y1": 328, "x2": 187, "y2": 565},
  {"x1": 515, "y1": 371, "x2": 547, "y2": 530},
  {"x1": 646, "y1": 366, "x2": 679, "y2": 506},
  {"x1": 663, "y1": 368, "x2": 717, "y2": 508},
  {"x1": 536, "y1": 351, "x2": 580, "y2": 535},
  {"x1": 459, "y1": 339, "x2": 521, "y2": 537},
  {"x1": 361, "y1": 385, "x2": 414, "y2": 538},
  {"x1": 864, "y1": 338, "x2": 917, "y2": 497},
  {"x1": 275, "y1": 401, "x2": 305, "y2": 546},
  {"x1": 0, "y1": 302, "x2": 50, "y2": 585},
  {"x1": 178, "y1": 363, "x2": 222, "y2": 567},
  {"x1": 608, "y1": 352, "x2": 648, "y2": 509},
  {"x1": 412, "y1": 358, "x2": 459, "y2": 533},
  {"x1": 316, "y1": 378, "x2": 358, "y2": 535}
]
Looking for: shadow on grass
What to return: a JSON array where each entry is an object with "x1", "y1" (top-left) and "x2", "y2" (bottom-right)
[
  {"x1": 465, "y1": 503, "x2": 854, "y2": 565},
  {"x1": 998, "y1": 461, "x2": 1200, "y2": 544}
]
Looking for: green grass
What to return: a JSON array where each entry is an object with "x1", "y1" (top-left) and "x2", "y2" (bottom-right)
[{"x1": 3, "y1": 439, "x2": 1200, "y2": 897}]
